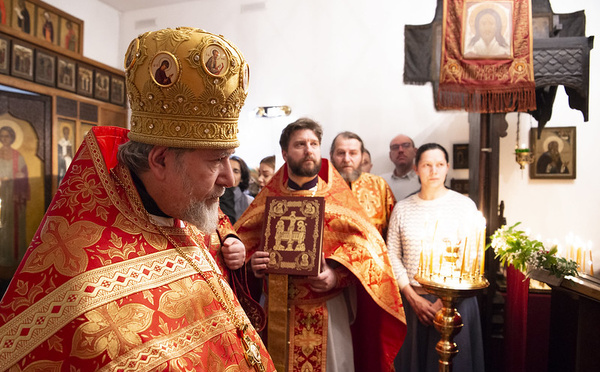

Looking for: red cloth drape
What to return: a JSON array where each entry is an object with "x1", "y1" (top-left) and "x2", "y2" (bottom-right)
[
  {"x1": 505, "y1": 264, "x2": 530, "y2": 371},
  {"x1": 438, "y1": 0, "x2": 536, "y2": 112}
]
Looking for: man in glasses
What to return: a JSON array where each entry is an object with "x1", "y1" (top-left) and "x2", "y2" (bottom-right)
[{"x1": 381, "y1": 134, "x2": 420, "y2": 200}]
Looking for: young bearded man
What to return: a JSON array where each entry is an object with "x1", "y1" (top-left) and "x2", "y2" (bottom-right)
[{"x1": 235, "y1": 118, "x2": 406, "y2": 372}]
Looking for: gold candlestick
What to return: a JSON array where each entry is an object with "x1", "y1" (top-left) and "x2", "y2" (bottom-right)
[{"x1": 415, "y1": 272, "x2": 488, "y2": 371}]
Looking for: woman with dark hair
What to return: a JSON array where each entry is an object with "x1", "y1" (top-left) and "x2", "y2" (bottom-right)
[
  {"x1": 387, "y1": 143, "x2": 485, "y2": 372},
  {"x1": 220, "y1": 155, "x2": 254, "y2": 224}
]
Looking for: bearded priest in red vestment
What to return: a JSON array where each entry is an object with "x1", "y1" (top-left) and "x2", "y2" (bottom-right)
[
  {"x1": 0, "y1": 28, "x2": 274, "y2": 371},
  {"x1": 235, "y1": 118, "x2": 406, "y2": 372},
  {"x1": 329, "y1": 131, "x2": 396, "y2": 239}
]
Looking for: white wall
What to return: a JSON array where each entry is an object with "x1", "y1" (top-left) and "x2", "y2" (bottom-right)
[
  {"x1": 500, "y1": 1, "x2": 600, "y2": 272},
  {"x1": 50, "y1": 0, "x2": 600, "y2": 274},
  {"x1": 44, "y1": 0, "x2": 121, "y2": 67},
  {"x1": 116, "y1": 0, "x2": 469, "y2": 174}
]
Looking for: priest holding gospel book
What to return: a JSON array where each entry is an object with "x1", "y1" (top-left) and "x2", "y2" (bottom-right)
[
  {"x1": 259, "y1": 195, "x2": 325, "y2": 276},
  {"x1": 234, "y1": 118, "x2": 407, "y2": 372}
]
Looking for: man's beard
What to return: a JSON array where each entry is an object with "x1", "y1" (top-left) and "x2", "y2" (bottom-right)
[
  {"x1": 180, "y1": 196, "x2": 220, "y2": 233},
  {"x1": 339, "y1": 168, "x2": 361, "y2": 183},
  {"x1": 179, "y1": 173, "x2": 224, "y2": 233},
  {"x1": 288, "y1": 156, "x2": 321, "y2": 178}
]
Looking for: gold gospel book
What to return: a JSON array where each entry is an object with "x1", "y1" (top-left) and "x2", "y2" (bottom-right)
[{"x1": 260, "y1": 196, "x2": 325, "y2": 276}]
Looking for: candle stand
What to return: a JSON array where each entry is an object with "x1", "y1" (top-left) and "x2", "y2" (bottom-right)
[{"x1": 415, "y1": 273, "x2": 489, "y2": 372}]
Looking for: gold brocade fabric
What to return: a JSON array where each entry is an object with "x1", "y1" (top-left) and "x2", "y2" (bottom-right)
[
  {"x1": 0, "y1": 126, "x2": 274, "y2": 371},
  {"x1": 350, "y1": 172, "x2": 396, "y2": 239},
  {"x1": 235, "y1": 160, "x2": 406, "y2": 372},
  {"x1": 266, "y1": 274, "x2": 289, "y2": 371}
]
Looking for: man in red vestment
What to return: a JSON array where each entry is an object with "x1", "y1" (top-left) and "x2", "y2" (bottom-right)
[
  {"x1": 0, "y1": 28, "x2": 274, "y2": 371},
  {"x1": 329, "y1": 131, "x2": 398, "y2": 371},
  {"x1": 330, "y1": 131, "x2": 395, "y2": 239},
  {"x1": 235, "y1": 118, "x2": 406, "y2": 372}
]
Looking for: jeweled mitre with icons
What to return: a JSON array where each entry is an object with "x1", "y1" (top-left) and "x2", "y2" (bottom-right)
[{"x1": 124, "y1": 27, "x2": 250, "y2": 149}]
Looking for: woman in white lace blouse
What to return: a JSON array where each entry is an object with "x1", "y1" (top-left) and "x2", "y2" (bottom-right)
[{"x1": 387, "y1": 143, "x2": 485, "y2": 372}]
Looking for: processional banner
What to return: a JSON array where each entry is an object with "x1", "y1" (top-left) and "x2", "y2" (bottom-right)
[{"x1": 438, "y1": 0, "x2": 536, "y2": 112}]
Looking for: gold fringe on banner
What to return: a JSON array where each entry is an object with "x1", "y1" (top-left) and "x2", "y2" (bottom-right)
[{"x1": 438, "y1": 85, "x2": 536, "y2": 112}]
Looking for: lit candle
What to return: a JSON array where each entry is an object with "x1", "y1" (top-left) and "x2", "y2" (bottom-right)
[
  {"x1": 432, "y1": 220, "x2": 439, "y2": 243},
  {"x1": 460, "y1": 237, "x2": 467, "y2": 278},
  {"x1": 429, "y1": 219, "x2": 437, "y2": 276},
  {"x1": 472, "y1": 242, "x2": 477, "y2": 275},
  {"x1": 479, "y1": 218, "x2": 486, "y2": 275},
  {"x1": 472, "y1": 227, "x2": 479, "y2": 276},
  {"x1": 419, "y1": 243, "x2": 424, "y2": 273},
  {"x1": 480, "y1": 242, "x2": 485, "y2": 275},
  {"x1": 570, "y1": 245, "x2": 574, "y2": 261},
  {"x1": 429, "y1": 245, "x2": 433, "y2": 275},
  {"x1": 587, "y1": 241, "x2": 593, "y2": 276},
  {"x1": 577, "y1": 247, "x2": 582, "y2": 271}
]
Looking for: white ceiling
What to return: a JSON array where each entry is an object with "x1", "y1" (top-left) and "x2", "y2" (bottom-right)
[{"x1": 98, "y1": 0, "x2": 194, "y2": 12}]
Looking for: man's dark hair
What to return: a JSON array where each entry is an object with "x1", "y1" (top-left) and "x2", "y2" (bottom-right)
[
  {"x1": 279, "y1": 118, "x2": 323, "y2": 151},
  {"x1": 329, "y1": 131, "x2": 365, "y2": 158}
]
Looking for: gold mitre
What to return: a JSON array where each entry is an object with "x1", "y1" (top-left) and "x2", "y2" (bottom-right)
[{"x1": 124, "y1": 27, "x2": 249, "y2": 148}]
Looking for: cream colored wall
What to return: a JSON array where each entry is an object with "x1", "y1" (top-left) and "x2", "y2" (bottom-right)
[
  {"x1": 502, "y1": 1, "x2": 600, "y2": 274},
  {"x1": 44, "y1": 0, "x2": 121, "y2": 67},
  {"x1": 48, "y1": 0, "x2": 600, "y2": 274}
]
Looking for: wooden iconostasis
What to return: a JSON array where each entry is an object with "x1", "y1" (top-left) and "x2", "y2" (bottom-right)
[{"x1": 0, "y1": 0, "x2": 127, "y2": 285}]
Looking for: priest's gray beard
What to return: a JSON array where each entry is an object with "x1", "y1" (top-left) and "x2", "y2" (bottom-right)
[
  {"x1": 339, "y1": 168, "x2": 361, "y2": 183},
  {"x1": 179, "y1": 174, "x2": 224, "y2": 234}
]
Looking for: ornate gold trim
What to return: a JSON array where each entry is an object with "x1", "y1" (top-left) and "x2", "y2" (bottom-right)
[
  {"x1": 0, "y1": 247, "x2": 207, "y2": 367},
  {"x1": 99, "y1": 310, "x2": 243, "y2": 371}
]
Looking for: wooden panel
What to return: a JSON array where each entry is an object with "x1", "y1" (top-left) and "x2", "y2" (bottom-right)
[
  {"x1": 56, "y1": 96, "x2": 77, "y2": 117},
  {"x1": 100, "y1": 106, "x2": 127, "y2": 128},
  {"x1": 79, "y1": 102, "x2": 98, "y2": 123}
]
